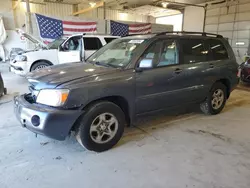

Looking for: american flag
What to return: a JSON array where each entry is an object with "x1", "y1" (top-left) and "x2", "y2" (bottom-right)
[
  {"x1": 111, "y1": 21, "x2": 151, "y2": 36},
  {"x1": 35, "y1": 14, "x2": 97, "y2": 43}
]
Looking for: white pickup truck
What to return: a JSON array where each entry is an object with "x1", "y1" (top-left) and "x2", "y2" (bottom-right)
[{"x1": 10, "y1": 32, "x2": 119, "y2": 76}]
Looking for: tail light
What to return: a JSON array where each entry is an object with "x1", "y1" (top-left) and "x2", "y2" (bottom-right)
[
  {"x1": 237, "y1": 69, "x2": 241, "y2": 77},
  {"x1": 246, "y1": 59, "x2": 250, "y2": 65}
]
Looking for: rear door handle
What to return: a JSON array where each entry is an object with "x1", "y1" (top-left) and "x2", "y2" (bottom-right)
[
  {"x1": 174, "y1": 68, "x2": 182, "y2": 74},
  {"x1": 209, "y1": 63, "x2": 214, "y2": 68}
]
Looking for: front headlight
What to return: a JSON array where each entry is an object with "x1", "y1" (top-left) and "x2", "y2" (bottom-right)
[
  {"x1": 15, "y1": 55, "x2": 27, "y2": 61},
  {"x1": 36, "y1": 89, "x2": 69, "y2": 107}
]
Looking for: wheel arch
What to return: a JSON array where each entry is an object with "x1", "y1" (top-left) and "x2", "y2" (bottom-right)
[
  {"x1": 85, "y1": 96, "x2": 131, "y2": 126},
  {"x1": 71, "y1": 95, "x2": 131, "y2": 132},
  {"x1": 30, "y1": 59, "x2": 53, "y2": 72},
  {"x1": 214, "y1": 78, "x2": 231, "y2": 98}
]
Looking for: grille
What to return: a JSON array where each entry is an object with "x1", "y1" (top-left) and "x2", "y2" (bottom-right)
[
  {"x1": 24, "y1": 93, "x2": 36, "y2": 103},
  {"x1": 28, "y1": 85, "x2": 39, "y2": 101}
]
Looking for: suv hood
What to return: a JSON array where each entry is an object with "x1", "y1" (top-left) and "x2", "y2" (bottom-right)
[
  {"x1": 17, "y1": 29, "x2": 48, "y2": 49},
  {"x1": 26, "y1": 62, "x2": 116, "y2": 90}
]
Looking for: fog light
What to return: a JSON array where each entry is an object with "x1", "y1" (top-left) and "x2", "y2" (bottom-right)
[{"x1": 31, "y1": 115, "x2": 40, "y2": 127}]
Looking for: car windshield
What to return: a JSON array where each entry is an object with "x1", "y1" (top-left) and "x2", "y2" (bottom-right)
[
  {"x1": 48, "y1": 38, "x2": 66, "y2": 49},
  {"x1": 87, "y1": 38, "x2": 146, "y2": 68}
]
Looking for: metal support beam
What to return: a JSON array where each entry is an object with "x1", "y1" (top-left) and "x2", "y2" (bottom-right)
[
  {"x1": 203, "y1": 5, "x2": 208, "y2": 32},
  {"x1": 25, "y1": 0, "x2": 33, "y2": 34},
  {"x1": 72, "y1": 1, "x2": 104, "y2": 16},
  {"x1": 104, "y1": 2, "x2": 107, "y2": 34}
]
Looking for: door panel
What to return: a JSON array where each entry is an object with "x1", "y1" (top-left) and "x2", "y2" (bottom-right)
[
  {"x1": 58, "y1": 36, "x2": 82, "y2": 64},
  {"x1": 177, "y1": 38, "x2": 212, "y2": 102},
  {"x1": 58, "y1": 51, "x2": 81, "y2": 64},
  {"x1": 85, "y1": 50, "x2": 96, "y2": 59},
  {"x1": 136, "y1": 64, "x2": 190, "y2": 114},
  {"x1": 136, "y1": 39, "x2": 193, "y2": 114}
]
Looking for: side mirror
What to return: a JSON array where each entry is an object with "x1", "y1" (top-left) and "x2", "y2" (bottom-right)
[{"x1": 139, "y1": 58, "x2": 153, "y2": 68}]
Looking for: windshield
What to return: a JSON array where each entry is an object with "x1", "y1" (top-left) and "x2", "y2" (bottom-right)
[
  {"x1": 87, "y1": 38, "x2": 146, "y2": 68},
  {"x1": 48, "y1": 38, "x2": 66, "y2": 49}
]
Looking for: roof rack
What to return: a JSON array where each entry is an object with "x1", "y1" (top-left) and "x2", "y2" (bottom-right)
[{"x1": 156, "y1": 31, "x2": 223, "y2": 38}]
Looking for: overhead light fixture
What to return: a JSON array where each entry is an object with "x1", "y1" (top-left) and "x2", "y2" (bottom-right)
[
  {"x1": 89, "y1": 2, "x2": 96, "y2": 8},
  {"x1": 236, "y1": 42, "x2": 245, "y2": 46},
  {"x1": 162, "y1": 2, "x2": 169, "y2": 8}
]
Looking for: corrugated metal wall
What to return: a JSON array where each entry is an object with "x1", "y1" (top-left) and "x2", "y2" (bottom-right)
[
  {"x1": 29, "y1": 2, "x2": 73, "y2": 18},
  {"x1": 205, "y1": 0, "x2": 250, "y2": 63},
  {"x1": 79, "y1": 8, "x2": 153, "y2": 23},
  {"x1": 14, "y1": 2, "x2": 73, "y2": 29}
]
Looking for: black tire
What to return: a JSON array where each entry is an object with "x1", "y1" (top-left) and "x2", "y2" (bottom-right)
[
  {"x1": 200, "y1": 82, "x2": 227, "y2": 115},
  {"x1": 31, "y1": 61, "x2": 51, "y2": 71},
  {"x1": 76, "y1": 101, "x2": 125, "y2": 152}
]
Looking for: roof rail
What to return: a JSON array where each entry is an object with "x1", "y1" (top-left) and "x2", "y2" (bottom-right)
[{"x1": 156, "y1": 31, "x2": 223, "y2": 38}]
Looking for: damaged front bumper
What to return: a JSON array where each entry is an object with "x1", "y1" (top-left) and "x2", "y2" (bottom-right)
[{"x1": 14, "y1": 94, "x2": 82, "y2": 140}]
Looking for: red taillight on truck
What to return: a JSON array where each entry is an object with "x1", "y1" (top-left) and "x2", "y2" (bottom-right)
[{"x1": 237, "y1": 69, "x2": 241, "y2": 77}]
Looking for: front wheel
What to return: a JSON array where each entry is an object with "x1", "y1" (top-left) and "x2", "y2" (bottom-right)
[
  {"x1": 200, "y1": 82, "x2": 227, "y2": 115},
  {"x1": 76, "y1": 101, "x2": 125, "y2": 152},
  {"x1": 31, "y1": 61, "x2": 51, "y2": 71}
]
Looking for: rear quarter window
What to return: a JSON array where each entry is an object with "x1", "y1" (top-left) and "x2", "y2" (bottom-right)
[
  {"x1": 180, "y1": 39, "x2": 209, "y2": 64},
  {"x1": 207, "y1": 39, "x2": 229, "y2": 61}
]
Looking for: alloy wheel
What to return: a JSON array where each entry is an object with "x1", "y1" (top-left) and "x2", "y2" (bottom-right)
[{"x1": 89, "y1": 113, "x2": 119, "y2": 144}]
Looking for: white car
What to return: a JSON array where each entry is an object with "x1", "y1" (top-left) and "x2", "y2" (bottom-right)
[{"x1": 10, "y1": 32, "x2": 119, "y2": 76}]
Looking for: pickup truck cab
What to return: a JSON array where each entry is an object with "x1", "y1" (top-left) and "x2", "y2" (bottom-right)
[
  {"x1": 10, "y1": 32, "x2": 119, "y2": 76},
  {"x1": 14, "y1": 32, "x2": 239, "y2": 152}
]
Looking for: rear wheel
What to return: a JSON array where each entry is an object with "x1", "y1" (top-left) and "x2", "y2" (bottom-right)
[
  {"x1": 200, "y1": 82, "x2": 227, "y2": 115},
  {"x1": 76, "y1": 101, "x2": 125, "y2": 152},
  {"x1": 31, "y1": 61, "x2": 51, "y2": 71}
]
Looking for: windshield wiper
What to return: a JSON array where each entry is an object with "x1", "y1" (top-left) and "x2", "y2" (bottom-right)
[{"x1": 94, "y1": 61, "x2": 118, "y2": 68}]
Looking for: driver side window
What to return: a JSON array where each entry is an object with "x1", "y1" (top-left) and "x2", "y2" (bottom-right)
[
  {"x1": 138, "y1": 41, "x2": 161, "y2": 68},
  {"x1": 157, "y1": 40, "x2": 178, "y2": 67},
  {"x1": 62, "y1": 36, "x2": 82, "y2": 51}
]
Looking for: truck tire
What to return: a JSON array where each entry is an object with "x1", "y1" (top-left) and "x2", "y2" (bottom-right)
[
  {"x1": 200, "y1": 82, "x2": 227, "y2": 115},
  {"x1": 76, "y1": 101, "x2": 125, "y2": 152},
  {"x1": 31, "y1": 61, "x2": 51, "y2": 71}
]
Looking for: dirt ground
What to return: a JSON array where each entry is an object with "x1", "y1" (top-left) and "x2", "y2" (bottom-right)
[{"x1": 1, "y1": 63, "x2": 250, "y2": 188}]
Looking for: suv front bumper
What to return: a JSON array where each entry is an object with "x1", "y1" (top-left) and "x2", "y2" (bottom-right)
[
  {"x1": 10, "y1": 60, "x2": 30, "y2": 76},
  {"x1": 14, "y1": 94, "x2": 82, "y2": 140}
]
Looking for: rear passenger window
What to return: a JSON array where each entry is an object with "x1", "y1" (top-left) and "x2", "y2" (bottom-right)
[
  {"x1": 180, "y1": 39, "x2": 209, "y2": 64},
  {"x1": 84, "y1": 37, "x2": 103, "y2": 50},
  {"x1": 208, "y1": 39, "x2": 229, "y2": 60},
  {"x1": 104, "y1": 38, "x2": 117, "y2": 43}
]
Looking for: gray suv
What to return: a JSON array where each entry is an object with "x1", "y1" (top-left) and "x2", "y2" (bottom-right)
[{"x1": 14, "y1": 32, "x2": 239, "y2": 152}]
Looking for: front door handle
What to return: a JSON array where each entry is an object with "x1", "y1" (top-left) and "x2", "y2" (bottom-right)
[
  {"x1": 174, "y1": 68, "x2": 182, "y2": 74},
  {"x1": 209, "y1": 63, "x2": 214, "y2": 68}
]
